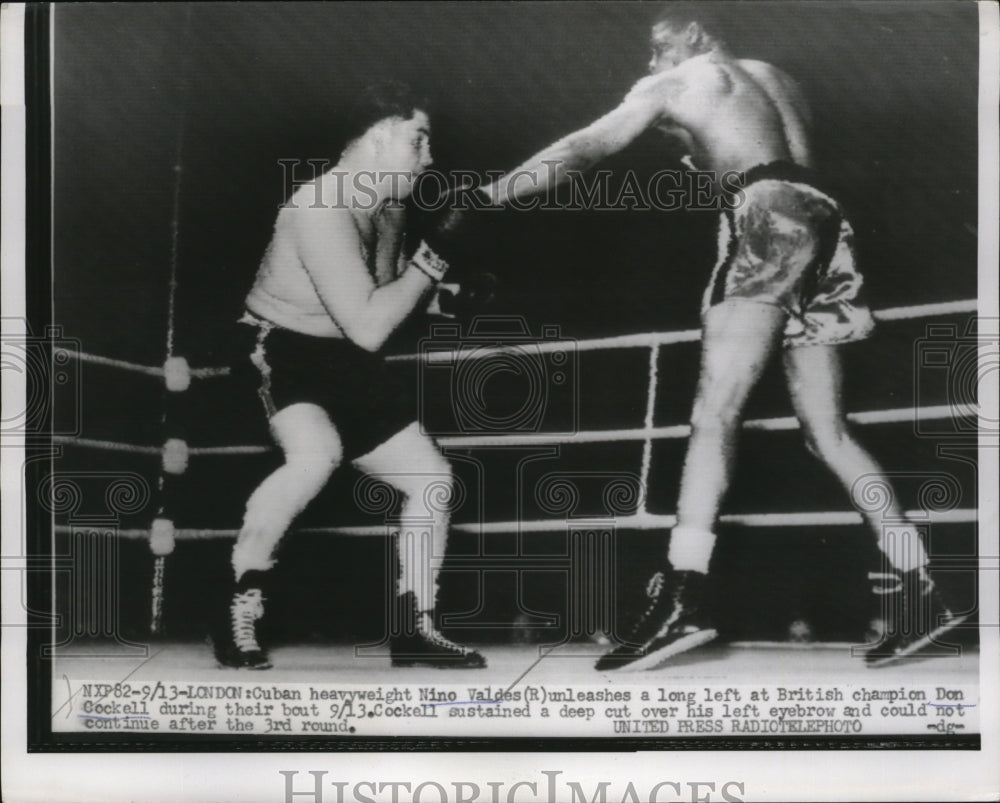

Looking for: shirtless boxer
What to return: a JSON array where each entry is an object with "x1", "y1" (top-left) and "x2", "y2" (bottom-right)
[
  {"x1": 215, "y1": 84, "x2": 485, "y2": 669},
  {"x1": 478, "y1": 8, "x2": 964, "y2": 670}
]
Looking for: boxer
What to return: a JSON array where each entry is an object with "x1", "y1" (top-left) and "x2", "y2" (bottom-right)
[
  {"x1": 476, "y1": 7, "x2": 964, "y2": 670},
  {"x1": 216, "y1": 82, "x2": 485, "y2": 670}
]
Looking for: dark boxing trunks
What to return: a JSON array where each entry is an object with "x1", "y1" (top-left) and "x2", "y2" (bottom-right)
[
  {"x1": 704, "y1": 161, "x2": 876, "y2": 348},
  {"x1": 241, "y1": 314, "x2": 417, "y2": 461}
]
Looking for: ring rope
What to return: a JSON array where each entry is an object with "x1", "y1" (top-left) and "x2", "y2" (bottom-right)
[
  {"x1": 49, "y1": 437, "x2": 274, "y2": 456},
  {"x1": 52, "y1": 436, "x2": 163, "y2": 455},
  {"x1": 66, "y1": 353, "x2": 233, "y2": 379},
  {"x1": 872, "y1": 299, "x2": 976, "y2": 322},
  {"x1": 389, "y1": 298, "x2": 978, "y2": 363},
  {"x1": 187, "y1": 445, "x2": 271, "y2": 456},
  {"x1": 149, "y1": 7, "x2": 194, "y2": 635},
  {"x1": 71, "y1": 351, "x2": 166, "y2": 376},
  {"x1": 189, "y1": 366, "x2": 232, "y2": 378},
  {"x1": 637, "y1": 344, "x2": 660, "y2": 514},
  {"x1": 53, "y1": 506, "x2": 978, "y2": 541},
  {"x1": 62, "y1": 298, "x2": 976, "y2": 377},
  {"x1": 55, "y1": 292, "x2": 978, "y2": 624},
  {"x1": 437, "y1": 403, "x2": 972, "y2": 447},
  {"x1": 48, "y1": 402, "x2": 976, "y2": 455},
  {"x1": 164, "y1": 75, "x2": 188, "y2": 360}
]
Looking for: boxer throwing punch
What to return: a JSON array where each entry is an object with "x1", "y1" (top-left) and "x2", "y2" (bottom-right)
[
  {"x1": 215, "y1": 83, "x2": 485, "y2": 670},
  {"x1": 476, "y1": 7, "x2": 964, "y2": 670}
]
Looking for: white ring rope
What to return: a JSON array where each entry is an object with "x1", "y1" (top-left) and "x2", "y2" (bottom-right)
[
  {"x1": 187, "y1": 445, "x2": 271, "y2": 456},
  {"x1": 49, "y1": 436, "x2": 272, "y2": 456},
  {"x1": 439, "y1": 403, "x2": 972, "y2": 448},
  {"x1": 871, "y1": 299, "x2": 977, "y2": 322},
  {"x1": 67, "y1": 353, "x2": 233, "y2": 379},
  {"x1": 389, "y1": 298, "x2": 978, "y2": 363},
  {"x1": 189, "y1": 366, "x2": 232, "y2": 378},
  {"x1": 637, "y1": 344, "x2": 660, "y2": 506},
  {"x1": 63, "y1": 298, "x2": 976, "y2": 377},
  {"x1": 52, "y1": 436, "x2": 163, "y2": 455},
  {"x1": 53, "y1": 506, "x2": 978, "y2": 541},
  {"x1": 72, "y1": 351, "x2": 166, "y2": 377},
  {"x1": 53, "y1": 297, "x2": 980, "y2": 551},
  {"x1": 49, "y1": 402, "x2": 978, "y2": 455}
]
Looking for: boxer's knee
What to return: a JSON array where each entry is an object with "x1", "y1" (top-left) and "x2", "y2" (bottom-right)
[
  {"x1": 287, "y1": 445, "x2": 342, "y2": 493},
  {"x1": 277, "y1": 407, "x2": 343, "y2": 491},
  {"x1": 689, "y1": 392, "x2": 743, "y2": 436},
  {"x1": 414, "y1": 446, "x2": 452, "y2": 481},
  {"x1": 800, "y1": 417, "x2": 849, "y2": 461},
  {"x1": 271, "y1": 403, "x2": 343, "y2": 470},
  {"x1": 356, "y1": 425, "x2": 454, "y2": 510},
  {"x1": 394, "y1": 462, "x2": 453, "y2": 511}
]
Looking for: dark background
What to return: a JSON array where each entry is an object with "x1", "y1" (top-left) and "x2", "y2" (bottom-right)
[{"x1": 50, "y1": 2, "x2": 980, "y2": 647}]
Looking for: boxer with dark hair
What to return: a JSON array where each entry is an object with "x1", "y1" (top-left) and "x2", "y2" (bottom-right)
[
  {"x1": 340, "y1": 80, "x2": 431, "y2": 155},
  {"x1": 215, "y1": 84, "x2": 485, "y2": 670},
  {"x1": 478, "y1": 9, "x2": 964, "y2": 670}
]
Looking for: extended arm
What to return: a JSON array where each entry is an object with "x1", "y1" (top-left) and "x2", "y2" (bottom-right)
[
  {"x1": 294, "y1": 206, "x2": 435, "y2": 353},
  {"x1": 481, "y1": 89, "x2": 663, "y2": 205}
]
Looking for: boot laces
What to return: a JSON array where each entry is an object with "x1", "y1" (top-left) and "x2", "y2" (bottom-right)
[
  {"x1": 417, "y1": 610, "x2": 469, "y2": 654},
  {"x1": 646, "y1": 572, "x2": 665, "y2": 599},
  {"x1": 231, "y1": 589, "x2": 264, "y2": 652},
  {"x1": 868, "y1": 572, "x2": 902, "y2": 595},
  {"x1": 868, "y1": 571, "x2": 933, "y2": 596},
  {"x1": 621, "y1": 572, "x2": 667, "y2": 639}
]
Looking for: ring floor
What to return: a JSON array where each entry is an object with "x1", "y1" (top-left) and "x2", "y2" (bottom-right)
[{"x1": 50, "y1": 641, "x2": 979, "y2": 686}]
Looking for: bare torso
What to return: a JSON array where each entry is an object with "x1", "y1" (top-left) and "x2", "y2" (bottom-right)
[
  {"x1": 246, "y1": 173, "x2": 407, "y2": 337},
  {"x1": 637, "y1": 53, "x2": 813, "y2": 174}
]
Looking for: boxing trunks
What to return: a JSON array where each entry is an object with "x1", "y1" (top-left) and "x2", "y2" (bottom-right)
[
  {"x1": 240, "y1": 312, "x2": 417, "y2": 461},
  {"x1": 703, "y1": 161, "x2": 876, "y2": 348}
]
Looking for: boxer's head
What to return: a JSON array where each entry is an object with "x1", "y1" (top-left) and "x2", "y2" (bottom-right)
[
  {"x1": 342, "y1": 81, "x2": 433, "y2": 197},
  {"x1": 370, "y1": 110, "x2": 432, "y2": 176},
  {"x1": 649, "y1": 9, "x2": 727, "y2": 73}
]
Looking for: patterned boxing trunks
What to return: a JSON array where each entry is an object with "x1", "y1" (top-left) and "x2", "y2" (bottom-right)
[{"x1": 703, "y1": 161, "x2": 876, "y2": 348}]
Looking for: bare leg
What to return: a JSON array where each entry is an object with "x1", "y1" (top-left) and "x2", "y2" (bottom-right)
[
  {"x1": 595, "y1": 301, "x2": 786, "y2": 670},
  {"x1": 783, "y1": 344, "x2": 927, "y2": 571},
  {"x1": 671, "y1": 300, "x2": 787, "y2": 569},
  {"x1": 353, "y1": 422, "x2": 454, "y2": 613},
  {"x1": 353, "y1": 423, "x2": 484, "y2": 667},
  {"x1": 232, "y1": 403, "x2": 343, "y2": 580}
]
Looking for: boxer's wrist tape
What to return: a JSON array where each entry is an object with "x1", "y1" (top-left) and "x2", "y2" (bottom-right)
[{"x1": 410, "y1": 240, "x2": 450, "y2": 282}]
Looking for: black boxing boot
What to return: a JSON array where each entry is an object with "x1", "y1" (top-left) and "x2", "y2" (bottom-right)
[
  {"x1": 390, "y1": 592, "x2": 486, "y2": 669},
  {"x1": 864, "y1": 567, "x2": 967, "y2": 667},
  {"x1": 214, "y1": 570, "x2": 272, "y2": 670},
  {"x1": 596, "y1": 570, "x2": 717, "y2": 671}
]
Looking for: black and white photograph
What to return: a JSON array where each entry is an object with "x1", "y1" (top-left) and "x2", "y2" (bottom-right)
[{"x1": 2, "y1": 1, "x2": 998, "y2": 801}]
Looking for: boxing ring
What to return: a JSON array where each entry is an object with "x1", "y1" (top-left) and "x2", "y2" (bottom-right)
[{"x1": 48, "y1": 293, "x2": 981, "y2": 677}]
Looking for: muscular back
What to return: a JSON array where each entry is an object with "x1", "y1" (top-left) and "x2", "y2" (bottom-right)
[{"x1": 638, "y1": 54, "x2": 813, "y2": 174}]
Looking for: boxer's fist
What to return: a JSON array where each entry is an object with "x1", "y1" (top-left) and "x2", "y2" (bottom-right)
[
  {"x1": 408, "y1": 177, "x2": 497, "y2": 258},
  {"x1": 425, "y1": 272, "x2": 497, "y2": 318}
]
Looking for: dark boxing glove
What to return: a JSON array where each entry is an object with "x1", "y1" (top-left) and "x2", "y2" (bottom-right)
[
  {"x1": 426, "y1": 271, "x2": 497, "y2": 318},
  {"x1": 408, "y1": 176, "x2": 497, "y2": 262},
  {"x1": 451, "y1": 271, "x2": 497, "y2": 316}
]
